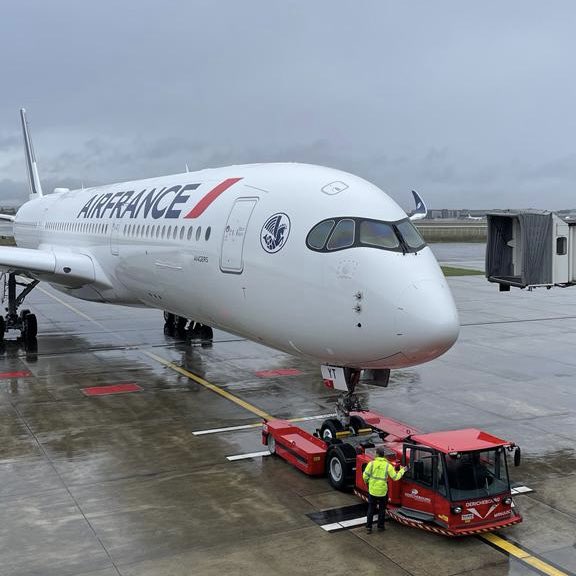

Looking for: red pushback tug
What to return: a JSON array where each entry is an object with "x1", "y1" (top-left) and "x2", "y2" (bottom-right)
[{"x1": 262, "y1": 411, "x2": 522, "y2": 536}]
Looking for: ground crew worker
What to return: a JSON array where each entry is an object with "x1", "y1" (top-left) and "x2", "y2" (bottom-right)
[{"x1": 363, "y1": 446, "x2": 407, "y2": 533}]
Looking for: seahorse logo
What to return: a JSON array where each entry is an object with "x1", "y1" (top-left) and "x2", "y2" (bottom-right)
[{"x1": 260, "y1": 213, "x2": 291, "y2": 253}]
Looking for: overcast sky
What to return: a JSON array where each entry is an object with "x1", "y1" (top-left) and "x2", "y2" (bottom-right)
[{"x1": 1, "y1": 1, "x2": 576, "y2": 209}]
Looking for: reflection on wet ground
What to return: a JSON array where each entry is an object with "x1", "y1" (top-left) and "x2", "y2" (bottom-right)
[{"x1": 0, "y1": 264, "x2": 575, "y2": 575}]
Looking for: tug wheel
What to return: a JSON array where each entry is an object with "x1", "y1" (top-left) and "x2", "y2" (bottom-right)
[
  {"x1": 267, "y1": 434, "x2": 276, "y2": 455},
  {"x1": 327, "y1": 444, "x2": 357, "y2": 490},
  {"x1": 320, "y1": 418, "x2": 345, "y2": 442}
]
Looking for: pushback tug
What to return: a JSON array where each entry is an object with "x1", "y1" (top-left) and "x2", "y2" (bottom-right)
[{"x1": 263, "y1": 411, "x2": 522, "y2": 536}]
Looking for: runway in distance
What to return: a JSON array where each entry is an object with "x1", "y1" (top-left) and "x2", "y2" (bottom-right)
[{"x1": 0, "y1": 109, "x2": 459, "y2": 421}]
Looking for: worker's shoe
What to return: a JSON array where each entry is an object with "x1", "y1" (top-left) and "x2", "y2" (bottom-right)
[{"x1": 366, "y1": 527, "x2": 372, "y2": 534}]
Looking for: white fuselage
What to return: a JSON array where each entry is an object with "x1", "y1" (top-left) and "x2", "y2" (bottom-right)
[{"x1": 13, "y1": 163, "x2": 459, "y2": 368}]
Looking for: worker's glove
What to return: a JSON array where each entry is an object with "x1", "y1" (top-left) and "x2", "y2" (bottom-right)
[{"x1": 394, "y1": 464, "x2": 401, "y2": 472}]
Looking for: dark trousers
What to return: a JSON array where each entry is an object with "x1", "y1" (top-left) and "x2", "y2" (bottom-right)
[{"x1": 366, "y1": 493, "x2": 388, "y2": 529}]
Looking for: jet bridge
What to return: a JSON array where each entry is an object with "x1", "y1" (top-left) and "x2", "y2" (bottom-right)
[{"x1": 486, "y1": 210, "x2": 574, "y2": 290}]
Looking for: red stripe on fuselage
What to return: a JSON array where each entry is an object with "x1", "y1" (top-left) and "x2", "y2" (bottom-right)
[{"x1": 184, "y1": 177, "x2": 242, "y2": 219}]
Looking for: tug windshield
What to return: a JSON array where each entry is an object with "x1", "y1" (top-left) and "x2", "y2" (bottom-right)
[{"x1": 442, "y1": 448, "x2": 510, "y2": 501}]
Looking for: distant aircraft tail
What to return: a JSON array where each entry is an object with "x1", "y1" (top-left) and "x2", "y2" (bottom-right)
[
  {"x1": 20, "y1": 108, "x2": 44, "y2": 199},
  {"x1": 409, "y1": 190, "x2": 427, "y2": 221}
]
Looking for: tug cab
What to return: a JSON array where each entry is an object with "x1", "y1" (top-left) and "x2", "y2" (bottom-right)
[{"x1": 263, "y1": 411, "x2": 522, "y2": 536}]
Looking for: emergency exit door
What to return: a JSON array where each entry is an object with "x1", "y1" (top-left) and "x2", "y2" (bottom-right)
[{"x1": 220, "y1": 197, "x2": 258, "y2": 274}]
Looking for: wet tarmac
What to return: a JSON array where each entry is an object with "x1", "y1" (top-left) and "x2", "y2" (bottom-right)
[{"x1": 0, "y1": 256, "x2": 575, "y2": 576}]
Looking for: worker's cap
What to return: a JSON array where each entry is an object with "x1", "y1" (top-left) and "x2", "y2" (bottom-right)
[{"x1": 376, "y1": 447, "x2": 386, "y2": 457}]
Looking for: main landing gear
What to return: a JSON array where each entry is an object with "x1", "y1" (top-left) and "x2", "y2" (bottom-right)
[
  {"x1": 163, "y1": 312, "x2": 213, "y2": 344},
  {"x1": 0, "y1": 273, "x2": 39, "y2": 344}
]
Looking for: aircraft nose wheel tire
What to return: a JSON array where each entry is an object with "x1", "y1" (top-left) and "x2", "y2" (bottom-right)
[
  {"x1": 349, "y1": 415, "x2": 368, "y2": 435},
  {"x1": 320, "y1": 418, "x2": 345, "y2": 442},
  {"x1": 326, "y1": 444, "x2": 357, "y2": 490}
]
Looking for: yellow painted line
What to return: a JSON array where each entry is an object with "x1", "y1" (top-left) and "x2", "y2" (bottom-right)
[
  {"x1": 37, "y1": 285, "x2": 274, "y2": 421},
  {"x1": 481, "y1": 533, "x2": 570, "y2": 576},
  {"x1": 144, "y1": 350, "x2": 273, "y2": 420},
  {"x1": 37, "y1": 286, "x2": 108, "y2": 327}
]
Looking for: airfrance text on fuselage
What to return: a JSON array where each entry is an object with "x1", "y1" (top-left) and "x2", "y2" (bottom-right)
[{"x1": 77, "y1": 184, "x2": 200, "y2": 220}]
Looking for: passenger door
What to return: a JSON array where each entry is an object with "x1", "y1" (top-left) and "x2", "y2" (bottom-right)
[{"x1": 220, "y1": 197, "x2": 258, "y2": 274}]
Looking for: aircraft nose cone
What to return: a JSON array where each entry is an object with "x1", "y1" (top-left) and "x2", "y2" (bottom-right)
[{"x1": 395, "y1": 279, "x2": 460, "y2": 364}]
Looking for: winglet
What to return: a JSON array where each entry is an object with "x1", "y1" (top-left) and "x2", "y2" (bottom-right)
[
  {"x1": 20, "y1": 108, "x2": 44, "y2": 199},
  {"x1": 409, "y1": 190, "x2": 427, "y2": 221}
]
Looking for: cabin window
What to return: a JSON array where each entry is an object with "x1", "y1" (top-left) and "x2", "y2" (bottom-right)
[
  {"x1": 557, "y1": 236, "x2": 567, "y2": 255},
  {"x1": 162, "y1": 225, "x2": 166, "y2": 239},
  {"x1": 173, "y1": 226, "x2": 178, "y2": 240},
  {"x1": 187, "y1": 227, "x2": 193, "y2": 241},
  {"x1": 180, "y1": 227, "x2": 185, "y2": 240},
  {"x1": 205, "y1": 226, "x2": 211, "y2": 241},
  {"x1": 196, "y1": 227, "x2": 202, "y2": 241},
  {"x1": 327, "y1": 219, "x2": 355, "y2": 250}
]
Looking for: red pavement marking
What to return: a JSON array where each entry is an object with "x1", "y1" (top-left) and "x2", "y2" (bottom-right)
[
  {"x1": 255, "y1": 369, "x2": 302, "y2": 378},
  {"x1": 0, "y1": 370, "x2": 32, "y2": 379},
  {"x1": 83, "y1": 383, "x2": 142, "y2": 396}
]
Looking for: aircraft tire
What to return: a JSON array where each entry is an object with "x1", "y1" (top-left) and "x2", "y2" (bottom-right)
[
  {"x1": 163, "y1": 312, "x2": 175, "y2": 324},
  {"x1": 199, "y1": 325, "x2": 213, "y2": 341},
  {"x1": 163, "y1": 322, "x2": 176, "y2": 337},
  {"x1": 349, "y1": 415, "x2": 368, "y2": 435},
  {"x1": 0, "y1": 316, "x2": 5, "y2": 341},
  {"x1": 320, "y1": 418, "x2": 345, "y2": 442},
  {"x1": 23, "y1": 313, "x2": 37, "y2": 341}
]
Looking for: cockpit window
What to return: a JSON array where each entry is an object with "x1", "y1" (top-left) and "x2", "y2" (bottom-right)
[
  {"x1": 360, "y1": 221, "x2": 399, "y2": 249},
  {"x1": 306, "y1": 216, "x2": 427, "y2": 254},
  {"x1": 327, "y1": 219, "x2": 355, "y2": 250},
  {"x1": 396, "y1": 219, "x2": 426, "y2": 250},
  {"x1": 308, "y1": 219, "x2": 335, "y2": 250}
]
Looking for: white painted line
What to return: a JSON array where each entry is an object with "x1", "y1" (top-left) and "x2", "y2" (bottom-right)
[
  {"x1": 192, "y1": 413, "x2": 337, "y2": 436},
  {"x1": 511, "y1": 485, "x2": 533, "y2": 495},
  {"x1": 226, "y1": 450, "x2": 271, "y2": 461},
  {"x1": 193, "y1": 423, "x2": 261, "y2": 436},
  {"x1": 339, "y1": 516, "x2": 368, "y2": 528},
  {"x1": 321, "y1": 523, "x2": 343, "y2": 532},
  {"x1": 290, "y1": 413, "x2": 336, "y2": 423}
]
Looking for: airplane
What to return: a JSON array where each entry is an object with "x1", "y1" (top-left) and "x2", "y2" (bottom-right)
[{"x1": 0, "y1": 109, "x2": 459, "y2": 426}]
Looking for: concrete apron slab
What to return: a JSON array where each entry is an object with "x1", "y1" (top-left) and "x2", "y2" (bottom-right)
[{"x1": 0, "y1": 276, "x2": 574, "y2": 575}]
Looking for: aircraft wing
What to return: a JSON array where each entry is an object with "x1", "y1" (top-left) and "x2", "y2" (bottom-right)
[{"x1": 0, "y1": 246, "x2": 108, "y2": 287}]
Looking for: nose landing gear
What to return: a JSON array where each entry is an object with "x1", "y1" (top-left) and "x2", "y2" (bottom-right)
[{"x1": 319, "y1": 365, "x2": 364, "y2": 440}]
